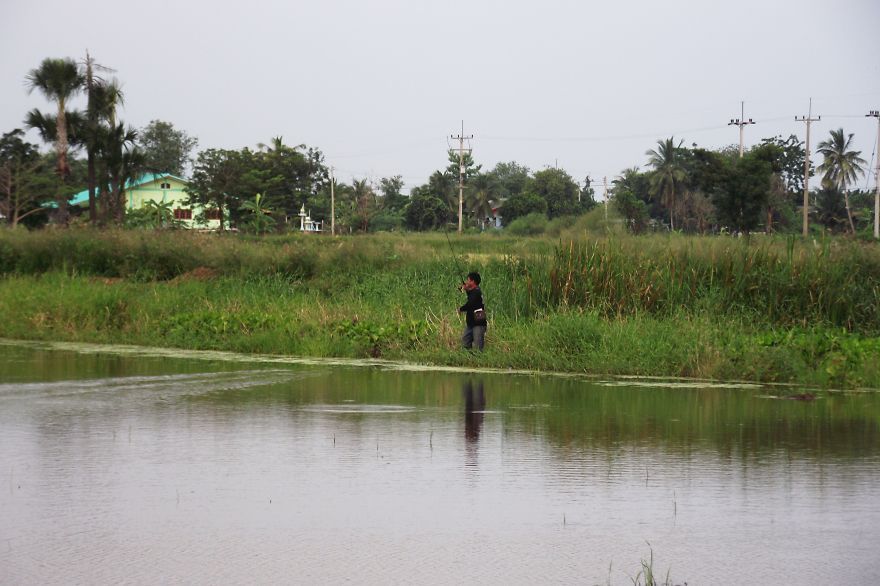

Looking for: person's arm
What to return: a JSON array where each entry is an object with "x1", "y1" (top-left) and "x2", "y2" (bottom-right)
[{"x1": 460, "y1": 289, "x2": 480, "y2": 312}]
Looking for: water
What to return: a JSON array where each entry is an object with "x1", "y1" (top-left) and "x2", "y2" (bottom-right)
[{"x1": 1, "y1": 340, "x2": 878, "y2": 585}]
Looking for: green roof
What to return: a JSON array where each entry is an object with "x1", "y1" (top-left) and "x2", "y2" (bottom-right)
[{"x1": 68, "y1": 173, "x2": 187, "y2": 206}]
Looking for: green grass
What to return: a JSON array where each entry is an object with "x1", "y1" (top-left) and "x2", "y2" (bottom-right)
[{"x1": 0, "y1": 228, "x2": 878, "y2": 388}]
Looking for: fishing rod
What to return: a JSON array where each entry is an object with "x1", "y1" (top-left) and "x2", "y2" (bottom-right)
[{"x1": 442, "y1": 220, "x2": 467, "y2": 288}]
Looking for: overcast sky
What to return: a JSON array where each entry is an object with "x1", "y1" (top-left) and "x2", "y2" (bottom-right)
[{"x1": 2, "y1": 0, "x2": 879, "y2": 194}]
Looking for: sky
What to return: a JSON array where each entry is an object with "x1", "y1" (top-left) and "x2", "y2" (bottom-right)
[{"x1": 2, "y1": 0, "x2": 879, "y2": 195}]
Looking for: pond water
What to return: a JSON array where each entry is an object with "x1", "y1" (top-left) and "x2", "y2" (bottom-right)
[{"x1": 1, "y1": 340, "x2": 878, "y2": 585}]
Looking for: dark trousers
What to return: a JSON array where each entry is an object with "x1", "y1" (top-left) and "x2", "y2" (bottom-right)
[{"x1": 462, "y1": 325, "x2": 486, "y2": 351}]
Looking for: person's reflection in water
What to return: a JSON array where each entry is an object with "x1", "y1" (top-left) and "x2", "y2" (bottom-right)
[{"x1": 463, "y1": 379, "x2": 486, "y2": 469}]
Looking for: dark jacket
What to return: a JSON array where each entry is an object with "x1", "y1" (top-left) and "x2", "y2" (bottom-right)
[{"x1": 459, "y1": 286, "x2": 487, "y2": 328}]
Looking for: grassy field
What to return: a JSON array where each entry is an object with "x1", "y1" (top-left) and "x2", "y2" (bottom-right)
[{"x1": 1, "y1": 222, "x2": 878, "y2": 389}]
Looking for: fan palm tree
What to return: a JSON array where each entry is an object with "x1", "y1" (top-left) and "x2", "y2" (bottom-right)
[
  {"x1": 646, "y1": 138, "x2": 686, "y2": 230},
  {"x1": 25, "y1": 57, "x2": 84, "y2": 223},
  {"x1": 817, "y1": 128, "x2": 866, "y2": 234}
]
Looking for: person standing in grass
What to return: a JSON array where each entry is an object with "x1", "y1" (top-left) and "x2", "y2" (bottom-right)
[{"x1": 459, "y1": 271, "x2": 487, "y2": 351}]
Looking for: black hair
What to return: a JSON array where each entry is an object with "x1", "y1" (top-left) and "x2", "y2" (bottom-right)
[{"x1": 467, "y1": 271, "x2": 481, "y2": 285}]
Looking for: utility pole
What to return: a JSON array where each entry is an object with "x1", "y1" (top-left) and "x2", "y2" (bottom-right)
[
  {"x1": 330, "y1": 166, "x2": 336, "y2": 236},
  {"x1": 728, "y1": 101, "x2": 755, "y2": 158},
  {"x1": 796, "y1": 99, "x2": 821, "y2": 237},
  {"x1": 450, "y1": 121, "x2": 473, "y2": 233},
  {"x1": 867, "y1": 110, "x2": 880, "y2": 239},
  {"x1": 603, "y1": 176, "x2": 608, "y2": 222}
]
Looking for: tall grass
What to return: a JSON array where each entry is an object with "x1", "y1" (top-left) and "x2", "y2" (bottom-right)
[
  {"x1": 1, "y1": 228, "x2": 878, "y2": 386},
  {"x1": 540, "y1": 235, "x2": 880, "y2": 333}
]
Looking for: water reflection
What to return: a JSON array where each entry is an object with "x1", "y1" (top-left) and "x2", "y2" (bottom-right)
[
  {"x1": 2, "y1": 343, "x2": 880, "y2": 584},
  {"x1": 463, "y1": 379, "x2": 486, "y2": 470}
]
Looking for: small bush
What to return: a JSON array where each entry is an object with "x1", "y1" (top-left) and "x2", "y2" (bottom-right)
[{"x1": 505, "y1": 213, "x2": 548, "y2": 236}]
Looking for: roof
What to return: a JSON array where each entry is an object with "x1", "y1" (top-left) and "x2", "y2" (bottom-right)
[{"x1": 68, "y1": 172, "x2": 188, "y2": 206}]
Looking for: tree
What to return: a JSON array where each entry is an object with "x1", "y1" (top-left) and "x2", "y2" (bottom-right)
[
  {"x1": 580, "y1": 175, "x2": 597, "y2": 209},
  {"x1": 612, "y1": 167, "x2": 649, "y2": 234},
  {"x1": 758, "y1": 135, "x2": 809, "y2": 199},
  {"x1": 240, "y1": 192, "x2": 276, "y2": 234},
  {"x1": 815, "y1": 186, "x2": 848, "y2": 233},
  {"x1": 485, "y1": 161, "x2": 530, "y2": 200},
  {"x1": 99, "y1": 123, "x2": 144, "y2": 223},
  {"x1": 404, "y1": 192, "x2": 447, "y2": 230},
  {"x1": 0, "y1": 129, "x2": 56, "y2": 227},
  {"x1": 138, "y1": 120, "x2": 198, "y2": 176},
  {"x1": 352, "y1": 178, "x2": 375, "y2": 232},
  {"x1": 499, "y1": 191, "x2": 547, "y2": 224},
  {"x1": 378, "y1": 175, "x2": 407, "y2": 213},
  {"x1": 186, "y1": 148, "x2": 244, "y2": 231},
  {"x1": 424, "y1": 170, "x2": 456, "y2": 212},
  {"x1": 81, "y1": 51, "x2": 114, "y2": 225},
  {"x1": 467, "y1": 173, "x2": 499, "y2": 229},
  {"x1": 817, "y1": 128, "x2": 866, "y2": 234},
  {"x1": 25, "y1": 57, "x2": 84, "y2": 224},
  {"x1": 712, "y1": 151, "x2": 772, "y2": 234},
  {"x1": 646, "y1": 137, "x2": 686, "y2": 230},
  {"x1": 522, "y1": 168, "x2": 582, "y2": 219}
]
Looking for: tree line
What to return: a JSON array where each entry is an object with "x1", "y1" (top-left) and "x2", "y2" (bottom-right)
[
  {"x1": 612, "y1": 133, "x2": 873, "y2": 236},
  {"x1": 2, "y1": 54, "x2": 875, "y2": 236}
]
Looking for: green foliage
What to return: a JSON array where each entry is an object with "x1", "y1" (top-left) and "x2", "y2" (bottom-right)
[
  {"x1": 137, "y1": 120, "x2": 198, "y2": 176},
  {"x1": 505, "y1": 212, "x2": 548, "y2": 236},
  {"x1": 1, "y1": 230, "x2": 878, "y2": 388},
  {"x1": 405, "y1": 194, "x2": 448, "y2": 230},
  {"x1": 523, "y1": 168, "x2": 584, "y2": 219},
  {"x1": 240, "y1": 192, "x2": 276, "y2": 234},
  {"x1": 712, "y1": 151, "x2": 772, "y2": 233},
  {"x1": 500, "y1": 191, "x2": 547, "y2": 224},
  {"x1": 334, "y1": 319, "x2": 433, "y2": 357}
]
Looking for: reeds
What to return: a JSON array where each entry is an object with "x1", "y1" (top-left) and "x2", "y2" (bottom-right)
[{"x1": 543, "y1": 236, "x2": 880, "y2": 333}]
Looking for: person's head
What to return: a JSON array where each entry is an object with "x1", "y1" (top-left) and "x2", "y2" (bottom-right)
[{"x1": 465, "y1": 272, "x2": 481, "y2": 289}]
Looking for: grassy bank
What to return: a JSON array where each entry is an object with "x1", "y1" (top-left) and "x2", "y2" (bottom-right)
[{"x1": 1, "y1": 228, "x2": 878, "y2": 388}]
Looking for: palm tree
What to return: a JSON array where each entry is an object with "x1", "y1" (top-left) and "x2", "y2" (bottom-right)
[
  {"x1": 81, "y1": 52, "x2": 115, "y2": 225},
  {"x1": 99, "y1": 123, "x2": 142, "y2": 223},
  {"x1": 646, "y1": 137, "x2": 686, "y2": 230},
  {"x1": 817, "y1": 128, "x2": 866, "y2": 234},
  {"x1": 25, "y1": 57, "x2": 84, "y2": 223},
  {"x1": 467, "y1": 174, "x2": 498, "y2": 229},
  {"x1": 352, "y1": 179, "x2": 375, "y2": 232}
]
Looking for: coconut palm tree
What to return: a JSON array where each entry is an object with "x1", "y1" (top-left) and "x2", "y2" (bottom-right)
[
  {"x1": 25, "y1": 57, "x2": 84, "y2": 223},
  {"x1": 817, "y1": 128, "x2": 866, "y2": 234},
  {"x1": 352, "y1": 179, "x2": 376, "y2": 232},
  {"x1": 467, "y1": 174, "x2": 498, "y2": 229},
  {"x1": 646, "y1": 137, "x2": 686, "y2": 230}
]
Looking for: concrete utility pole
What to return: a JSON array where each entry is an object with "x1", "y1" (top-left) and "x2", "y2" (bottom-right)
[
  {"x1": 603, "y1": 176, "x2": 609, "y2": 221},
  {"x1": 867, "y1": 110, "x2": 880, "y2": 239},
  {"x1": 450, "y1": 121, "x2": 473, "y2": 233},
  {"x1": 330, "y1": 166, "x2": 336, "y2": 236},
  {"x1": 796, "y1": 99, "x2": 821, "y2": 237},
  {"x1": 728, "y1": 101, "x2": 755, "y2": 158}
]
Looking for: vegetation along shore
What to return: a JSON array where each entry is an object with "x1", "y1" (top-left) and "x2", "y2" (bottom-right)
[{"x1": 1, "y1": 226, "x2": 877, "y2": 389}]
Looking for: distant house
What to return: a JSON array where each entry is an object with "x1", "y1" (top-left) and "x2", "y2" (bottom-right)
[{"x1": 69, "y1": 173, "x2": 223, "y2": 229}]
